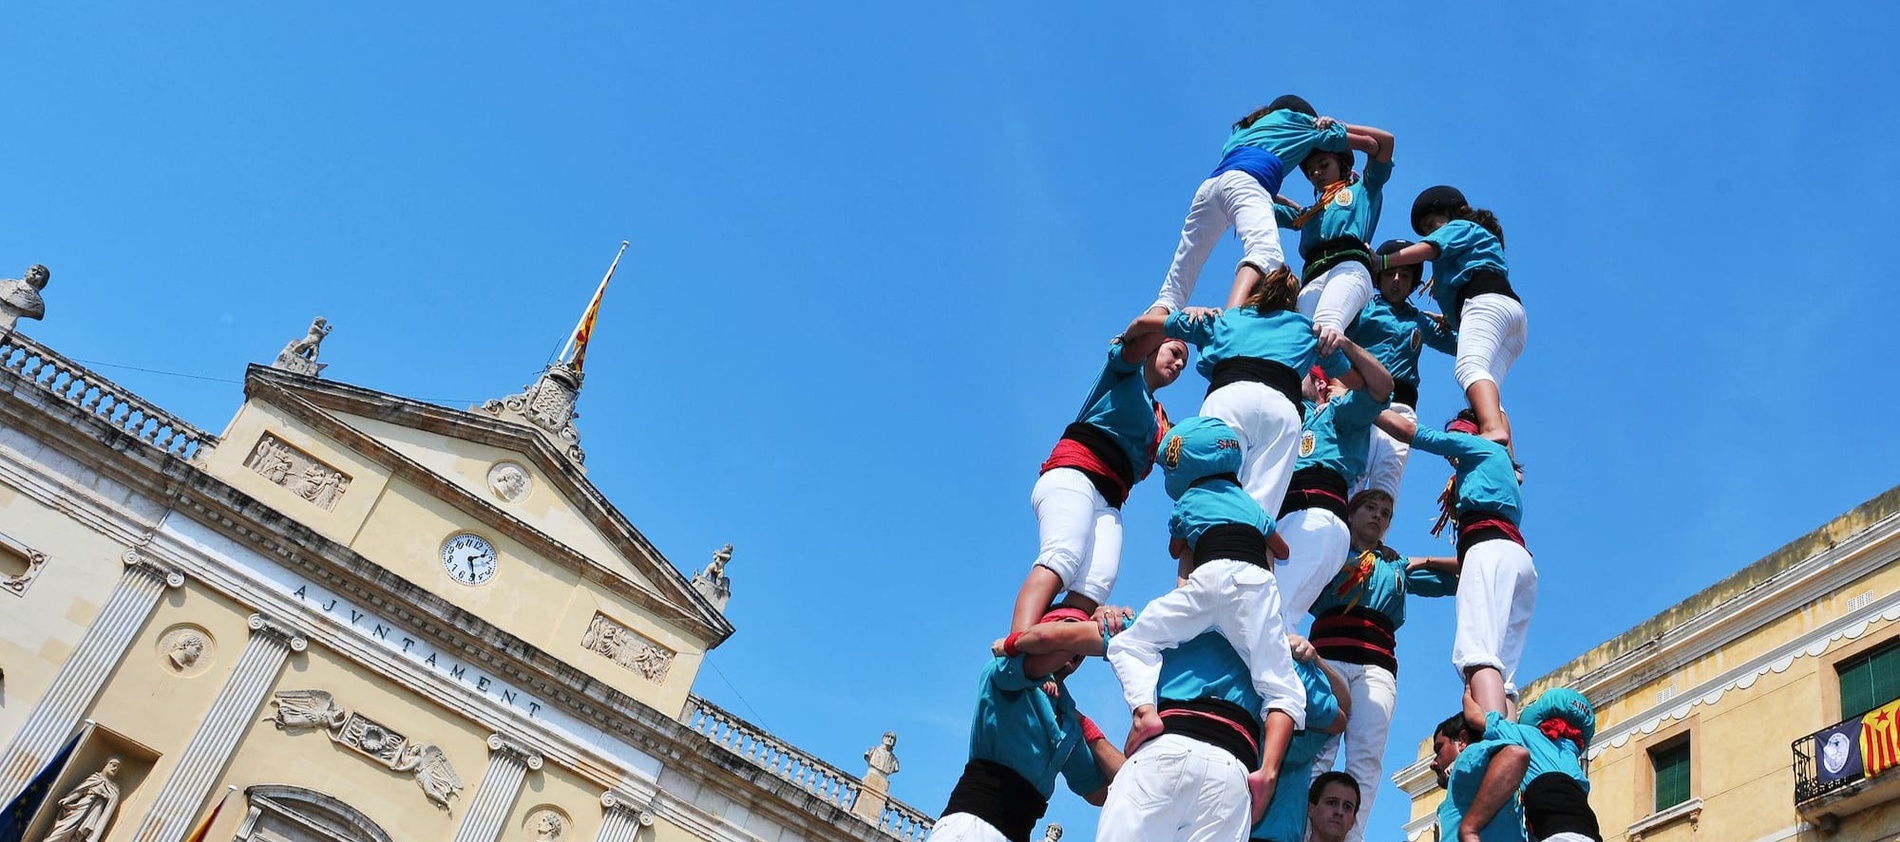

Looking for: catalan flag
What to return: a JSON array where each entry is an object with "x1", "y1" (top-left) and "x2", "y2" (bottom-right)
[
  {"x1": 1859, "y1": 699, "x2": 1900, "y2": 778},
  {"x1": 560, "y1": 240, "x2": 630, "y2": 375},
  {"x1": 181, "y1": 786, "x2": 235, "y2": 842}
]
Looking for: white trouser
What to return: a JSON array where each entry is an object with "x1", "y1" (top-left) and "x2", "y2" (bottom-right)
[
  {"x1": 1274, "y1": 508, "x2": 1351, "y2": 627},
  {"x1": 1298, "y1": 260, "x2": 1375, "y2": 334},
  {"x1": 1452, "y1": 539, "x2": 1537, "y2": 694},
  {"x1": 1351, "y1": 402, "x2": 1415, "y2": 503},
  {"x1": 1030, "y1": 467, "x2": 1124, "y2": 604},
  {"x1": 1152, "y1": 170, "x2": 1286, "y2": 313},
  {"x1": 1095, "y1": 734, "x2": 1251, "y2": 842},
  {"x1": 1311, "y1": 660, "x2": 1397, "y2": 842},
  {"x1": 1453, "y1": 293, "x2": 1528, "y2": 391},
  {"x1": 1200, "y1": 381, "x2": 1302, "y2": 517},
  {"x1": 1108, "y1": 559, "x2": 1306, "y2": 729},
  {"x1": 1541, "y1": 834, "x2": 1596, "y2": 842},
  {"x1": 925, "y1": 813, "x2": 1009, "y2": 842}
]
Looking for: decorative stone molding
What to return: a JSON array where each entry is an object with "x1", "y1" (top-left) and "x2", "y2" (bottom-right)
[
  {"x1": 524, "y1": 805, "x2": 572, "y2": 841},
  {"x1": 487, "y1": 732, "x2": 545, "y2": 771},
  {"x1": 244, "y1": 433, "x2": 351, "y2": 511},
  {"x1": 266, "y1": 689, "x2": 465, "y2": 809},
  {"x1": 581, "y1": 613, "x2": 674, "y2": 685},
  {"x1": 248, "y1": 613, "x2": 310, "y2": 652},
  {"x1": 488, "y1": 461, "x2": 533, "y2": 503},
  {"x1": 1627, "y1": 796, "x2": 1702, "y2": 840},
  {"x1": 601, "y1": 790, "x2": 656, "y2": 825},
  {"x1": 475, "y1": 363, "x2": 587, "y2": 465},
  {"x1": 157, "y1": 625, "x2": 215, "y2": 677},
  {"x1": 0, "y1": 530, "x2": 48, "y2": 597},
  {"x1": 123, "y1": 546, "x2": 187, "y2": 589}
]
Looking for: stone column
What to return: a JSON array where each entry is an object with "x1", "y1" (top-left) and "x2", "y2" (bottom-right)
[
  {"x1": 129, "y1": 613, "x2": 307, "y2": 842},
  {"x1": 595, "y1": 790, "x2": 656, "y2": 842},
  {"x1": 0, "y1": 548, "x2": 184, "y2": 802},
  {"x1": 451, "y1": 733, "x2": 545, "y2": 842}
]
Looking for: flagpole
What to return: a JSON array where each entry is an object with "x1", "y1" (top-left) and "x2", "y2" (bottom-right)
[{"x1": 557, "y1": 240, "x2": 630, "y2": 366}]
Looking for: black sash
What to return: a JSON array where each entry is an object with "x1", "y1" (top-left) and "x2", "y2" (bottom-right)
[
  {"x1": 1190, "y1": 523, "x2": 1270, "y2": 571},
  {"x1": 1454, "y1": 269, "x2": 1520, "y2": 313},
  {"x1": 1206, "y1": 357, "x2": 1306, "y2": 421},
  {"x1": 942, "y1": 760, "x2": 1047, "y2": 842},
  {"x1": 1056, "y1": 421, "x2": 1135, "y2": 508},
  {"x1": 1300, "y1": 236, "x2": 1372, "y2": 282},
  {"x1": 1392, "y1": 380, "x2": 1419, "y2": 410},
  {"x1": 1158, "y1": 697, "x2": 1262, "y2": 769},
  {"x1": 1279, "y1": 465, "x2": 1349, "y2": 519},
  {"x1": 1523, "y1": 772, "x2": 1601, "y2": 841}
]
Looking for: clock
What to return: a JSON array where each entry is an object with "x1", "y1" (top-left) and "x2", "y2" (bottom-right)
[{"x1": 441, "y1": 533, "x2": 498, "y2": 586}]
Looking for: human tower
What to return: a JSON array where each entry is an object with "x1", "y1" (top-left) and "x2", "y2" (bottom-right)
[{"x1": 929, "y1": 96, "x2": 1602, "y2": 842}]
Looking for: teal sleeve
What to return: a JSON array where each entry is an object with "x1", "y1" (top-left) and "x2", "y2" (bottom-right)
[
  {"x1": 1409, "y1": 427, "x2": 1488, "y2": 459},
  {"x1": 987, "y1": 656, "x2": 1038, "y2": 692},
  {"x1": 1316, "y1": 121, "x2": 1349, "y2": 152},
  {"x1": 1336, "y1": 388, "x2": 1387, "y2": 428},
  {"x1": 1163, "y1": 311, "x2": 1215, "y2": 347},
  {"x1": 1274, "y1": 202, "x2": 1300, "y2": 227},
  {"x1": 1404, "y1": 565, "x2": 1459, "y2": 598},
  {"x1": 1422, "y1": 220, "x2": 1477, "y2": 260},
  {"x1": 1319, "y1": 348, "x2": 1351, "y2": 377},
  {"x1": 1105, "y1": 339, "x2": 1142, "y2": 375},
  {"x1": 1061, "y1": 732, "x2": 1108, "y2": 796},
  {"x1": 1074, "y1": 343, "x2": 1140, "y2": 422},
  {"x1": 1419, "y1": 313, "x2": 1460, "y2": 355},
  {"x1": 1299, "y1": 663, "x2": 1340, "y2": 732},
  {"x1": 1364, "y1": 159, "x2": 1393, "y2": 191}
]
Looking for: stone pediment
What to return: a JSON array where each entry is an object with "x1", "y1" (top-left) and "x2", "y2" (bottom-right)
[{"x1": 235, "y1": 365, "x2": 733, "y2": 648}]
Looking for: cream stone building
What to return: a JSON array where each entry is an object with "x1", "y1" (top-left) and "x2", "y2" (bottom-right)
[
  {"x1": 1395, "y1": 485, "x2": 1900, "y2": 842},
  {"x1": 0, "y1": 294, "x2": 935, "y2": 842}
]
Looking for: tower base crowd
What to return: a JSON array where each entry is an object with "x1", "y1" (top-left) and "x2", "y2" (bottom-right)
[{"x1": 926, "y1": 95, "x2": 1599, "y2": 842}]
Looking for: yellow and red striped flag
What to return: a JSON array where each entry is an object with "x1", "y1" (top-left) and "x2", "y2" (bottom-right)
[
  {"x1": 182, "y1": 785, "x2": 235, "y2": 842},
  {"x1": 560, "y1": 240, "x2": 630, "y2": 375}
]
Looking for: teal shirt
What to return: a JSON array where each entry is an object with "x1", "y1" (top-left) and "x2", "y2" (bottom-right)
[
  {"x1": 1295, "y1": 388, "x2": 1389, "y2": 486},
  {"x1": 1410, "y1": 428, "x2": 1522, "y2": 525},
  {"x1": 1274, "y1": 160, "x2": 1394, "y2": 260},
  {"x1": 1438, "y1": 739, "x2": 1529, "y2": 842},
  {"x1": 1309, "y1": 548, "x2": 1458, "y2": 630},
  {"x1": 1423, "y1": 220, "x2": 1510, "y2": 328},
  {"x1": 1156, "y1": 631, "x2": 1266, "y2": 738},
  {"x1": 1345, "y1": 297, "x2": 1458, "y2": 393},
  {"x1": 1169, "y1": 478, "x2": 1274, "y2": 551},
  {"x1": 1166, "y1": 308, "x2": 1350, "y2": 383},
  {"x1": 1222, "y1": 111, "x2": 1350, "y2": 166},
  {"x1": 966, "y1": 656, "x2": 1107, "y2": 800},
  {"x1": 1485, "y1": 712, "x2": 1589, "y2": 791},
  {"x1": 1251, "y1": 661, "x2": 1342, "y2": 842},
  {"x1": 1074, "y1": 339, "x2": 1167, "y2": 481}
]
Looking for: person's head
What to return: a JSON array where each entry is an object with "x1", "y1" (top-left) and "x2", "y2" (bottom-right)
[
  {"x1": 1024, "y1": 606, "x2": 1093, "y2": 680},
  {"x1": 1233, "y1": 94, "x2": 1317, "y2": 130},
  {"x1": 1145, "y1": 338, "x2": 1189, "y2": 391},
  {"x1": 1158, "y1": 416, "x2": 1243, "y2": 499},
  {"x1": 1301, "y1": 365, "x2": 1330, "y2": 403},
  {"x1": 1373, "y1": 239, "x2": 1422, "y2": 303},
  {"x1": 1306, "y1": 772, "x2": 1361, "y2": 842},
  {"x1": 1243, "y1": 265, "x2": 1300, "y2": 314},
  {"x1": 1431, "y1": 712, "x2": 1481, "y2": 787},
  {"x1": 102, "y1": 757, "x2": 122, "y2": 776},
  {"x1": 1447, "y1": 409, "x2": 1481, "y2": 436},
  {"x1": 1346, "y1": 489, "x2": 1395, "y2": 549},
  {"x1": 23, "y1": 264, "x2": 48, "y2": 290},
  {"x1": 1519, "y1": 687, "x2": 1597, "y2": 753},
  {"x1": 1301, "y1": 149, "x2": 1355, "y2": 189},
  {"x1": 1411, "y1": 185, "x2": 1505, "y2": 246}
]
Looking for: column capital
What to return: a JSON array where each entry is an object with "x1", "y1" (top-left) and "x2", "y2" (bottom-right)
[
  {"x1": 601, "y1": 790, "x2": 656, "y2": 825},
  {"x1": 247, "y1": 613, "x2": 309, "y2": 652},
  {"x1": 122, "y1": 547, "x2": 185, "y2": 589},
  {"x1": 487, "y1": 732, "x2": 544, "y2": 771}
]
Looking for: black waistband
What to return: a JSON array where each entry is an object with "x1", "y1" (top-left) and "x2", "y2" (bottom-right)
[
  {"x1": 1455, "y1": 510, "x2": 1525, "y2": 561},
  {"x1": 1300, "y1": 236, "x2": 1372, "y2": 281},
  {"x1": 1392, "y1": 380, "x2": 1418, "y2": 410},
  {"x1": 1206, "y1": 357, "x2": 1306, "y2": 421},
  {"x1": 1191, "y1": 523, "x2": 1270, "y2": 571},
  {"x1": 1158, "y1": 698, "x2": 1261, "y2": 769},
  {"x1": 1057, "y1": 421, "x2": 1135, "y2": 508},
  {"x1": 1523, "y1": 772, "x2": 1600, "y2": 841},
  {"x1": 1311, "y1": 607, "x2": 1401, "y2": 674},
  {"x1": 943, "y1": 760, "x2": 1047, "y2": 842},
  {"x1": 1455, "y1": 269, "x2": 1519, "y2": 313},
  {"x1": 1279, "y1": 465, "x2": 1349, "y2": 519}
]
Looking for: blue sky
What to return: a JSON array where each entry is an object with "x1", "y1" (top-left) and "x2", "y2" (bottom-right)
[{"x1": 4, "y1": 2, "x2": 1897, "y2": 838}]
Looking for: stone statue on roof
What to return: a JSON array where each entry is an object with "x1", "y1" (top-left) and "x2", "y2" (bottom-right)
[{"x1": 0, "y1": 264, "x2": 49, "y2": 334}]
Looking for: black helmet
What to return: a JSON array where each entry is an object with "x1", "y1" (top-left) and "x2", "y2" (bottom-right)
[
  {"x1": 1375, "y1": 238, "x2": 1414, "y2": 256},
  {"x1": 1410, "y1": 185, "x2": 1468, "y2": 235},
  {"x1": 1267, "y1": 94, "x2": 1316, "y2": 117}
]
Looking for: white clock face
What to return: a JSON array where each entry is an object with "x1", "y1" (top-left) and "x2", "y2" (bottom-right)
[{"x1": 441, "y1": 534, "x2": 498, "y2": 586}]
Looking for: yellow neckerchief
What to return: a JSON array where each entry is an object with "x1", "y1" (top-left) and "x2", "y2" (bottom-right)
[
  {"x1": 1290, "y1": 173, "x2": 1358, "y2": 228},
  {"x1": 1334, "y1": 548, "x2": 1381, "y2": 613},
  {"x1": 1430, "y1": 475, "x2": 1458, "y2": 538}
]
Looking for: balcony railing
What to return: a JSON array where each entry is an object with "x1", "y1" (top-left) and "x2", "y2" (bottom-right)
[
  {"x1": 1793, "y1": 712, "x2": 1893, "y2": 805},
  {"x1": 0, "y1": 331, "x2": 215, "y2": 460},
  {"x1": 684, "y1": 695, "x2": 935, "y2": 840}
]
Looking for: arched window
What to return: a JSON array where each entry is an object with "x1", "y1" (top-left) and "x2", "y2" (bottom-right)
[{"x1": 233, "y1": 785, "x2": 394, "y2": 842}]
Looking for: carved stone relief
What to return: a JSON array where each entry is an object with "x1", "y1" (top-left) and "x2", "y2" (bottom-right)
[
  {"x1": 266, "y1": 690, "x2": 464, "y2": 809},
  {"x1": 157, "y1": 624, "x2": 215, "y2": 677},
  {"x1": 487, "y1": 461, "x2": 533, "y2": 503},
  {"x1": 0, "y1": 531, "x2": 48, "y2": 597},
  {"x1": 245, "y1": 433, "x2": 351, "y2": 511},
  {"x1": 523, "y1": 806, "x2": 571, "y2": 841},
  {"x1": 580, "y1": 613, "x2": 674, "y2": 685},
  {"x1": 273, "y1": 317, "x2": 332, "y2": 377}
]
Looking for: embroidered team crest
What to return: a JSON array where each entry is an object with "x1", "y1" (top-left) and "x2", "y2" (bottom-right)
[
  {"x1": 1409, "y1": 329, "x2": 1422, "y2": 352},
  {"x1": 1163, "y1": 435, "x2": 1184, "y2": 470},
  {"x1": 1299, "y1": 430, "x2": 1316, "y2": 458},
  {"x1": 1332, "y1": 191, "x2": 1353, "y2": 208}
]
